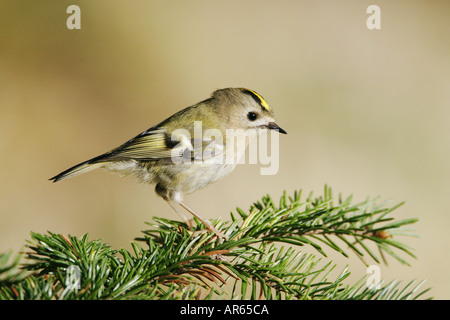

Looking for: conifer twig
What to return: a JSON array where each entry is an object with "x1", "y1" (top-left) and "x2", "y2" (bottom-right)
[{"x1": 0, "y1": 186, "x2": 430, "y2": 300}]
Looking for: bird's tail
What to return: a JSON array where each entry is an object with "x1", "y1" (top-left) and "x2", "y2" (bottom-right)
[{"x1": 49, "y1": 159, "x2": 104, "y2": 182}]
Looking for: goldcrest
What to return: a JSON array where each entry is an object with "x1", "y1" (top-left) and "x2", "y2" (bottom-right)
[{"x1": 50, "y1": 88, "x2": 286, "y2": 238}]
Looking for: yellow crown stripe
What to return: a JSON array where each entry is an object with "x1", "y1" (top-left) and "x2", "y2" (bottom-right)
[{"x1": 242, "y1": 88, "x2": 271, "y2": 112}]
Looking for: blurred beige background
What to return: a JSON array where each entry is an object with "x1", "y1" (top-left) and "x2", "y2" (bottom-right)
[{"x1": 0, "y1": 1, "x2": 449, "y2": 299}]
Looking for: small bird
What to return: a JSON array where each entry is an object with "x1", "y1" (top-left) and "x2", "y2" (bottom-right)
[{"x1": 50, "y1": 88, "x2": 286, "y2": 239}]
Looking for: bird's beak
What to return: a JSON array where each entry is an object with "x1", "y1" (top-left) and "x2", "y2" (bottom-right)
[{"x1": 267, "y1": 122, "x2": 287, "y2": 134}]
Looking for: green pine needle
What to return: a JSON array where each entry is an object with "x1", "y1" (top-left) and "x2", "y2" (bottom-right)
[{"x1": 0, "y1": 186, "x2": 430, "y2": 300}]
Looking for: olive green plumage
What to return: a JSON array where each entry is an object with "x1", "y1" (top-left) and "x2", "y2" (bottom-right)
[{"x1": 50, "y1": 87, "x2": 286, "y2": 238}]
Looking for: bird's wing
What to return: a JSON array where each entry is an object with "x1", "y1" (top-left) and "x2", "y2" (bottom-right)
[
  {"x1": 102, "y1": 127, "x2": 225, "y2": 163},
  {"x1": 104, "y1": 128, "x2": 179, "y2": 161}
]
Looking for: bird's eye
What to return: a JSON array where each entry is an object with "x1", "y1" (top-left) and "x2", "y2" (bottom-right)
[{"x1": 247, "y1": 112, "x2": 258, "y2": 121}]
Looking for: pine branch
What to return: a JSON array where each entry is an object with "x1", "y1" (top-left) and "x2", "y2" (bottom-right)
[{"x1": 0, "y1": 186, "x2": 431, "y2": 300}]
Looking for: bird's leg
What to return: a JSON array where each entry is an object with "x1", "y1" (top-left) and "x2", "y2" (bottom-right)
[
  {"x1": 179, "y1": 201, "x2": 228, "y2": 240},
  {"x1": 164, "y1": 199, "x2": 192, "y2": 229},
  {"x1": 157, "y1": 185, "x2": 226, "y2": 240}
]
